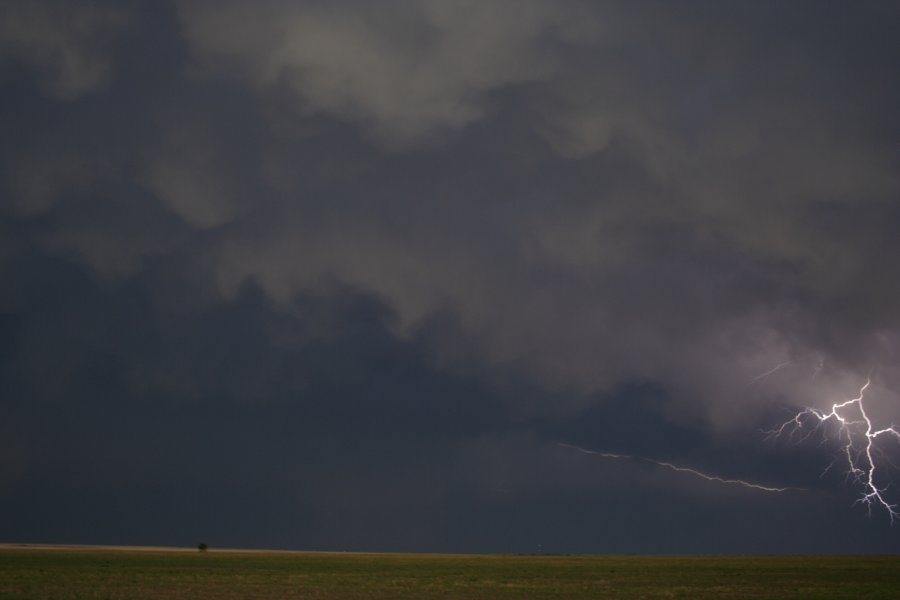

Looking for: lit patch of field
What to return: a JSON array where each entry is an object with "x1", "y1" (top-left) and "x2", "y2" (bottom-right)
[{"x1": 0, "y1": 546, "x2": 899, "y2": 599}]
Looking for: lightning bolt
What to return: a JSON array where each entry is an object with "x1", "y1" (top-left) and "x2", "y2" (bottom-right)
[
  {"x1": 558, "y1": 442, "x2": 797, "y2": 493},
  {"x1": 748, "y1": 354, "x2": 823, "y2": 387},
  {"x1": 749, "y1": 359, "x2": 797, "y2": 385},
  {"x1": 769, "y1": 378, "x2": 900, "y2": 522}
]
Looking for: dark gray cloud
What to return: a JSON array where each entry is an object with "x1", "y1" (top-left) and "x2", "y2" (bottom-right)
[
  {"x1": 1, "y1": 0, "x2": 899, "y2": 552},
  {"x1": 177, "y1": 0, "x2": 594, "y2": 145},
  {"x1": 170, "y1": 0, "x2": 900, "y2": 427},
  {"x1": 0, "y1": 0, "x2": 133, "y2": 99}
]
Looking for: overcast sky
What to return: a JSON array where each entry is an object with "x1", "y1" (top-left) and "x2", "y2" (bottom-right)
[{"x1": 1, "y1": 0, "x2": 899, "y2": 553}]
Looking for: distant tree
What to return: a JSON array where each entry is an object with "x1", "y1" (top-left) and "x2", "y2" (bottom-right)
[{"x1": 198, "y1": 543, "x2": 208, "y2": 552}]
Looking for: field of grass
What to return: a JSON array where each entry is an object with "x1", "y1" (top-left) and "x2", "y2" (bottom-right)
[{"x1": 1, "y1": 547, "x2": 899, "y2": 599}]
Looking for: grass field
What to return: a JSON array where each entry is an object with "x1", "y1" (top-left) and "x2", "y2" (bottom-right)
[{"x1": 1, "y1": 547, "x2": 899, "y2": 599}]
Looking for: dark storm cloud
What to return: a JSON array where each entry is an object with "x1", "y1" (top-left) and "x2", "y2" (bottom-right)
[
  {"x1": 0, "y1": 0, "x2": 133, "y2": 100},
  {"x1": 177, "y1": 0, "x2": 592, "y2": 145},
  {"x1": 1, "y1": 1, "x2": 899, "y2": 552},
  {"x1": 171, "y1": 0, "x2": 900, "y2": 426}
]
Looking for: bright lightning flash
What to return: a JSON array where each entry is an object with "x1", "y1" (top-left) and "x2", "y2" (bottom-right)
[
  {"x1": 558, "y1": 442, "x2": 796, "y2": 493},
  {"x1": 770, "y1": 378, "x2": 900, "y2": 522}
]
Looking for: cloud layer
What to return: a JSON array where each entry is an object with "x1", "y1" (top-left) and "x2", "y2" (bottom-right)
[
  {"x1": 1, "y1": 0, "x2": 899, "y2": 551},
  {"x1": 172, "y1": 0, "x2": 900, "y2": 426}
]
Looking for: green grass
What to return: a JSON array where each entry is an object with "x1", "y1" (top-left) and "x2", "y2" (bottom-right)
[{"x1": 1, "y1": 548, "x2": 899, "y2": 599}]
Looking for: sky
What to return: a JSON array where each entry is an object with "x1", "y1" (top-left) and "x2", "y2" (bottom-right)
[{"x1": 1, "y1": 0, "x2": 899, "y2": 554}]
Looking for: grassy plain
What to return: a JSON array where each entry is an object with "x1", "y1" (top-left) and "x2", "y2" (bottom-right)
[{"x1": 1, "y1": 547, "x2": 899, "y2": 599}]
